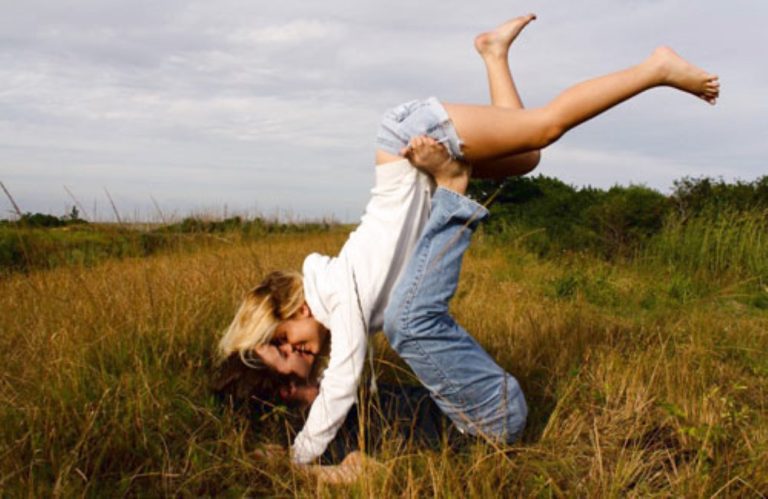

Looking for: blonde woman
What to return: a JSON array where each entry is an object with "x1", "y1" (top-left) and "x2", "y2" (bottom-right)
[{"x1": 217, "y1": 14, "x2": 719, "y2": 464}]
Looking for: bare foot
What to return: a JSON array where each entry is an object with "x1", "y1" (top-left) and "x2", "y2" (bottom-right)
[
  {"x1": 651, "y1": 46, "x2": 720, "y2": 104},
  {"x1": 474, "y1": 13, "x2": 537, "y2": 59},
  {"x1": 401, "y1": 136, "x2": 471, "y2": 194}
]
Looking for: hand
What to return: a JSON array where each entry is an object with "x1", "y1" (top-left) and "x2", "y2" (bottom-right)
[
  {"x1": 400, "y1": 136, "x2": 452, "y2": 171},
  {"x1": 253, "y1": 443, "x2": 286, "y2": 460},
  {"x1": 302, "y1": 451, "x2": 380, "y2": 485}
]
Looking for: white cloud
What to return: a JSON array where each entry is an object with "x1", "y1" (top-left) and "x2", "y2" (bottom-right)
[
  {"x1": 0, "y1": 0, "x2": 766, "y2": 221},
  {"x1": 229, "y1": 19, "x2": 347, "y2": 45}
]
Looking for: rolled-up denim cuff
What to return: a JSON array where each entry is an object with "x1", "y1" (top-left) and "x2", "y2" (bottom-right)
[
  {"x1": 431, "y1": 187, "x2": 489, "y2": 225},
  {"x1": 425, "y1": 97, "x2": 464, "y2": 160},
  {"x1": 376, "y1": 97, "x2": 465, "y2": 160}
]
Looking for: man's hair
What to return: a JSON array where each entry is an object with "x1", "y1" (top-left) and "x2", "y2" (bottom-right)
[
  {"x1": 217, "y1": 270, "x2": 304, "y2": 365},
  {"x1": 211, "y1": 353, "x2": 292, "y2": 410}
]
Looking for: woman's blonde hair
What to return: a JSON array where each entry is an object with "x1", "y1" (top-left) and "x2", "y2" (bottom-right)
[{"x1": 217, "y1": 270, "x2": 304, "y2": 365}]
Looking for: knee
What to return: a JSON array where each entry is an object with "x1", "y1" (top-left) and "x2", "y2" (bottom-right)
[
  {"x1": 383, "y1": 297, "x2": 437, "y2": 351},
  {"x1": 521, "y1": 150, "x2": 542, "y2": 175},
  {"x1": 536, "y1": 108, "x2": 566, "y2": 148},
  {"x1": 529, "y1": 150, "x2": 541, "y2": 169}
]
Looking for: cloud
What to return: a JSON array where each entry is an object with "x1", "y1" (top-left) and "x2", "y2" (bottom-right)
[
  {"x1": 228, "y1": 19, "x2": 347, "y2": 45},
  {"x1": 0, "y1": 0, "x2": 766, "y2": 221}
]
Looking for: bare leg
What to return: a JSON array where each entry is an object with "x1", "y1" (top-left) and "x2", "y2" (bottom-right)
[
  {"x1": 445, "y1": 46, "x2": 720, "y2": 163},
  {"x1": 475, "y1": 14, "x2": 536, "y2": 108},
  {"x1": 471, "y1": 14, "x2": 541, "y2": 178},
  {"x1": 378, "y1": 15, "x2": 543, "y2": 173}
]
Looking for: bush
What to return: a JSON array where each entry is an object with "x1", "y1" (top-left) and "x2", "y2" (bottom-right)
[
  {"x1": 584, "y1": 185, "x2": 668, "y2": 257},
  {"x1": 472, "y1": 176, "x2": 670, "y2": 258},
  {"x1": 671, "y1": 176, "x2": 768, "y2": 217}
]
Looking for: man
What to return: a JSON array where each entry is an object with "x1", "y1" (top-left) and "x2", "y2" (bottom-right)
[{"x1": 212, "y1": 354, "x2": 469, "y2": 466}]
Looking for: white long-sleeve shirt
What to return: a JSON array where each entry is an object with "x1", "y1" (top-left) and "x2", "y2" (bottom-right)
[{"x1": 291, "y1": 159, "x2": 434, "y2": 463}]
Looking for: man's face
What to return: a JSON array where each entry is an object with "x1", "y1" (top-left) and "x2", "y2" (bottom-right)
[
  {"x1": 254, "y1": 343, "x2": 313, "y2": 379},
  {"x1": 279, "y1": 380, "x2": 320, "y2": 408}
]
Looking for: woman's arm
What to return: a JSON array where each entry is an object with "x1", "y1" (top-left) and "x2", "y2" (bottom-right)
[{"x1": 290, "y1": 277, "x2": 368, "y2": 464}]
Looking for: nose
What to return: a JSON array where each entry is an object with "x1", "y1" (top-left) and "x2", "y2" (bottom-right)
[{"x1": 277, "y1": 342, "x2": 293, "y2": 356}]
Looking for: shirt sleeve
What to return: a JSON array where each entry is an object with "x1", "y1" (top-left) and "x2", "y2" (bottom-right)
[{"x1": 290, "y1": 265, "x2": 368, "y2": 464}]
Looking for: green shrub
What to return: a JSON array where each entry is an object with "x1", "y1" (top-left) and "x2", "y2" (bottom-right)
[
  {"x1": 671, "y1": 176, "x2": 768, "y2": 217},
  {"x1": 584, "y1": 185, "x2": 668, "y2": 258},
  {"x1": 472, "y1": 176, "x2": 670, "y2": 258}
]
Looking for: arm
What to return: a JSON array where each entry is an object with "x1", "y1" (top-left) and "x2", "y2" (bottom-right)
[
  {"x1": 291, "y1": 272, "x2": 368, "y2": 463},
  {"x1": 291, "y1": 149, "x2": 432, "y2": 462}
]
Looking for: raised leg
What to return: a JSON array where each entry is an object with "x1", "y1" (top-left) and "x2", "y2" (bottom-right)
[
  {"x1": 445, "y1": 46, "x2": 720, "y2": 163},
  {"x1": 377, "y1": 15, "x2": 543, "y2": 174},
  {"x1": 475, "y1": 14, "x2": 536, "y2": 108},
  {"x1": 471, "y1": 14, "x2": 542, "y2": 178}
]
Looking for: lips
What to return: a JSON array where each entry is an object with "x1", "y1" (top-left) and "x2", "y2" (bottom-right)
[{"x1": 294, "y1": 345, "x2": 316, "y2": 357}]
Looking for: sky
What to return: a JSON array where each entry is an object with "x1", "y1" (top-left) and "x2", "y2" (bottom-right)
[{"x1": 1, "y1": 0, "x2": 765, "y2": 222}]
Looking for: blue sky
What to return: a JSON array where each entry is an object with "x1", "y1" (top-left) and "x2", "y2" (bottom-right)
[{"x1": 1, "y1": 0, "x2": 765, "y2": 222}]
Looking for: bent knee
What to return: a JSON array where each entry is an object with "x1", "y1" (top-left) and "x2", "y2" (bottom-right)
[
  {"x1": 529, "y1": 150, "x2": 541, "y2": 169},
  {"x1": 536, "y1": 108, "x2": 567, "y2": 148},
  {"x1": 383, "y1": 300, "x2": 440, "y2": 350},
  {"x1": 521, "y1": 150, "x2": 542, "y2": 175}
]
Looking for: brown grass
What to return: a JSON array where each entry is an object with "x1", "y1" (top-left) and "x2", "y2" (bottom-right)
[{"x1": 1, "y1": 230, "x2": 766, "y2": 496}]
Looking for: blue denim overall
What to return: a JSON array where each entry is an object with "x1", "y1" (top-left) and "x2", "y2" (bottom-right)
[{"x1": 384, "y1": 187, "x2": 527, "y2": 442}]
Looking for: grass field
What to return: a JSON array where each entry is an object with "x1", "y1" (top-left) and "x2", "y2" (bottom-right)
[{"x1": 1, "y1": 219, "x2": 767, "y2": 496}]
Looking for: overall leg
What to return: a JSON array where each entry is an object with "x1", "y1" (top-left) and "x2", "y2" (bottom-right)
[
  {"x1": 476, "y1": 15, "x2": 534, "y2": 109},
  {"x1": 472, "y1": 14, "x2": 542, "y2": 178},
  {"x1": 444, "y1": 46, "x2": 719, "y2": 163},
  {"x1": 376, "y1": 15, "x2": 541, "y2": 171},
  {"x1": 383, "y1": 187, "x2": 527, "y2": 441}
]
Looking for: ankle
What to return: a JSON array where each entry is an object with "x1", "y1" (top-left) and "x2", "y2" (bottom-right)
[
  {"x1": 482, "y1": 52, "x2": 509, "y2": 63},
  {"x1": 434, "y1": 160, "x2": 471, "y2": 195},
  {"x1": 642, "y1": 52, "x2": 669, "y2": 86},
  {"x1": 436, "y1": 176, "x2": 469, "y2": 195}
]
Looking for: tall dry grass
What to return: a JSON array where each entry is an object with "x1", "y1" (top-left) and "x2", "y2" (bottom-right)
[
  {"x1": 1, "y1": 229, "x2": 766, "y2": 496},
  {"x1": 647, "y1": 209, "x2": 768, "y2": 279}
]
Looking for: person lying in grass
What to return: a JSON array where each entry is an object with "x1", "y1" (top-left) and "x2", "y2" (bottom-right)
[
  {"x1": 216, "y1": 13, "x2": 719, "y2": 466},
  {"x1": 212, "y1": 354, "x2": 470, "y2": 466}
]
